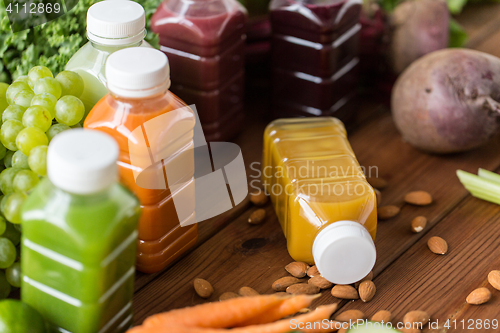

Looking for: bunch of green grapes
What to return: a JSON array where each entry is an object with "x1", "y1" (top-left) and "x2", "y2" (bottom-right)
[{"x1": 0, "y1": 66, "x2": 85, "y2": 299}]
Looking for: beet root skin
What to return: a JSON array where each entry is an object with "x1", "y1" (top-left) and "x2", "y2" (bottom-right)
[
  {"x1": 391, "y1": 48, "x2": 500, "y2": 154},
  {"x1": 390, "y1": 0, "x2": 449, "y2": 74}
]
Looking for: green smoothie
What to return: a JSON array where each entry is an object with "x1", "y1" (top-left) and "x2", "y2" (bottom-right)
[
  {"x1": 21, "y1": 129, "x2": 140, "y2": 333},
  {"x1": 65, "y1": 0, "x2": 151, "y2": 116}
]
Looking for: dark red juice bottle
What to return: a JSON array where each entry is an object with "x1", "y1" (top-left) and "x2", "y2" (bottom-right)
[
  {"x1": 270, "y1": 0, "x2": 362, "y2": 123},
  {"x1": 151, "y1": 0, "x2": 247, "y2": 141}
]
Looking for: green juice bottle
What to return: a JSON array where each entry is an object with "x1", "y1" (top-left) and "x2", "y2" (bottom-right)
[
  {"x1": 21, "y1": 129, "x2": 141, "y2": 333},
  {"x1": 65, "y1": 0, "x2": 151, "y2": 117}
]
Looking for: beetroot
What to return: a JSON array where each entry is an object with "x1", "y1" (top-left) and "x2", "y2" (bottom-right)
[
  {"x1": 392, "y1": 48, "x2": 500, "y2": 154},
  {"x1": 389, "y1": 0, "x2": 449, "y2": 74}
]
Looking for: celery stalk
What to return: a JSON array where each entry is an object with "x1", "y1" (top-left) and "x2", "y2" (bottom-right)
[
  {"x1": 478, "y1": 168, "x2": 500, "y2": 185},
  {"x1": 457, "y1": 169, "x2": 500, "y2": 205}
]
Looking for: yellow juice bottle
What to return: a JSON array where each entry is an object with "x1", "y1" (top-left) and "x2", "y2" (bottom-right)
[{"x1": 262, "y1": 117, "x2": 377, "y2": 284}]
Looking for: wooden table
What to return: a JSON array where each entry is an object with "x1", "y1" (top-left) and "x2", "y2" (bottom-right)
[{"x1": 132, "y1": 4, "x2": 500, "y2": 331}]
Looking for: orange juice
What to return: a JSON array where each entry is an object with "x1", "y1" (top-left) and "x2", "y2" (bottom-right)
[
  {"x1": 262, "y1": 117, "x2": 377, "y2": 284},
  {"x1": 85, "y1": 47, "x2": 197, "y2": 273}
]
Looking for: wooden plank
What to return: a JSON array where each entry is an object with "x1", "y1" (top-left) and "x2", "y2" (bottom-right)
[
  {"x1": 132, "y1": 111, "x2": 500, "y2": 324},
  {"x1": 334, "y1": 194, "x2": 500, "y2": 329},
  {"x1": 456, "y1": 3, "x2": 500, "y2": 48}
]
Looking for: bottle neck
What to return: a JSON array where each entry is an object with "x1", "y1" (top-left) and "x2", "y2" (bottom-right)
[
  {"x1": 90, "y1": 39, "x2": 144, "y2": 52},
  {"x1": 88, "y1": 29, "x2": 147, "y2": 50},
  {"x1": 107, "y1": 81, "x2": 171, "y2": 99}
]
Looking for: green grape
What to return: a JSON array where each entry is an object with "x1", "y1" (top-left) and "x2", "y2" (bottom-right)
[
  {"x1": 34, "y1": 77, "x2": 62, "y2": 99},
  {"x1": 0, "y1": 195, "x2": 7, "y2": 216},
  {"x1": 0, "y1": 168, "x2": 20, "y2": 195},
  {"x1": 0, "y1": 83, "x2": 9, "y2": 114},
  {"x1": 22, "y1": 105, "x2": 52, "y2": 132},
  {"x1": 0, "y1": 216, "x2": 6, "y2": 236},
  {"x1": 0, "y1": 143, "x2": 6, "y2": 161},
  {"x1": 6, "y1": 81, "x2": 31, "y2": 105},
  {"x1": 1, "y1": 223, "x2": 20, "y2": 246},
  {"x1": 55, "y1": 95, "x2": 85, "y2": 126},
  {"x1": 11, "y1": 151, "x2": 29, "y2": 169},
  {"x1": 13, "y1": 169, "x2": 39, "y2": 193},
  {"x1": 5, "y1": 262, "x2": 21, "y2": 288},
  {"x1": 28, "y1": 145, "x2": 48, "y2": 176},
  {"x1": 13, "y1": 75, "x2": 30, "y2": 84},
  {"x1": 12, "y1": 89, "x2": 35, "y2": 108},
  {"x1": 28, "y1": 65, "x2": 53, "y2": 89},
  {"x1": 31, "y1": 93, "x2": 57, "y2": 119},
  {"x1": 16, "y1": 127, "x2": 48, "y2": 156},
  {"x1": 0, "y1": 237, "x2": 16, "y2": 268},
  {"x1": 0, "y1": 120, "x2": 24, "y2": 151},
  {"x1": 0, "y1": 270, "x2": 11, "y2": 299},
  {"x1": 56, "y1": 71, "x2": 84, "y2": 97},
  {"x1": 3, "y1": 192, "x2": 26, "y2": 224},
  {"x1": 46, "y1": 123, "x2": 70, "y2": 142},
  {"x1": 2, "y1": 105, "x2": 26, "y2": 123},
  {"x1": 3, "y1": 151, "x2": 13, "y2": 168}
]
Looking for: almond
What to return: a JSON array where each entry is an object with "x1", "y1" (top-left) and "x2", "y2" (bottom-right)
[
  {"x1": 331, "y1": 285, "x2": 359, "y2": 299},
  {"x1": 374, "y1": 188, "x2": 382, "y2": 207},
  {"x1": 250, "y1": 191, "x2": 268, "y2": 206},
  {"x1": 308, "y1": 275, "x2": 333, "y2": 289},
  {"x1": 427, "y1": 236, "x2": 448, "y2": 254},
  {"x1": 359, "y1": 280, "x2": 376, "y2": 302},
  {"x1": 219, "y1": 292, "x2": 239, "y2": 301},
  {"x1": 274, "y1": 292, "x2": 289, "y2": 297},
  {"x1": 307, "y1": 265, "x2": 320, "y2": 277},
  {"x1": 378, "y1": 205, "x2": 400, "y2": 220},
  {"x1": 403, "y1": 310, "x2": 430, "y2": 327},
  {"x1": 355, "y1": 271, "x2": 373, "y2": 288},
  {"x1": 285, "y1": 261, "x2": 309, "y2": 278},
  {"x1": 238, "y1": 286, "x2": 259, "y2": 297},
  {"x1": 466, "y1": 287, "x2": 491, "y2": 305},
  {"x1": 335, "y1": 309, "x2": 365, "y2": 322},
  {"x1": 286, "y1": 283, "x2": 320, "y2": 295},
  {"x1": 272, "y1": 276, "x2": 301, "y2": 292},
  {"x1": 411, "y1": 216, "x2": 427, "y2": 233},
  {"x1": 367, "y1": 177, "x2": 388, "y2": 190},
  {"x1": 248, "y1": 209, "x2": 266, "y2": 224},
  {"x1": 404, "y1": 191, "x2": 433, "y2": 206},
  {"x1": 488, "y1": 270, "x2": 500, "y2": 291},
  {"x1": 371, "y1": 310, "x2": 392, "y2": 323},
  {"x1": 193, "y1": 278, "x2": 214, "y2": 298}
]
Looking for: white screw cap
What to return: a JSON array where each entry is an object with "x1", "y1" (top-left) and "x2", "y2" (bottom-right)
[
  {"x1": 47, "y1": 129, "x2": 119, "y2": 195},
  {"x1": 87, "y1": 0, "x2": 146, "y2": 45},
  {"x1": 106, "y1": 47, "x2": 171, "y2": 98},
  {"x1": 312, "y1": 221, "x2": 376, "y2": 284}
]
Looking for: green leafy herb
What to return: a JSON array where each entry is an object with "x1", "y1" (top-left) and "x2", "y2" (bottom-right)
[
  {"x1": 0, "y1": 0, "x2": 161, "y2": 83},
  {"x1": 449, "y1": 17, "x2": 468, "y2": 47}
]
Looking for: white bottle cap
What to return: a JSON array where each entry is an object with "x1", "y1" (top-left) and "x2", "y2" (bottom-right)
[
  {"x1": 312, "y1": 221, "x2": 376, "y2": 284},
  {"x1": 87, "y1": 0, "x2": 146, "y2": 46},
  {"x1": 47, "y1": 129, "x2": 119, "y2": 195},
  {"x1": 106, "y1": 47, "x2": 171, "y2": 98}
]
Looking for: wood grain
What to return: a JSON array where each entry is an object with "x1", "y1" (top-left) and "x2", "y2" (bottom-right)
[{"x1": 334, "y1": 195, "x2": 500, "y2": 331}]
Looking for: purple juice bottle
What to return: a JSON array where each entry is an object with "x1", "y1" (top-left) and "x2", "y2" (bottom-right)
[
  {"x1": 151, "y1": 0, "x2": 247, "y2": 141},
  {"x1": 270, "y1": 0, "x2": 362, "y2": 123}
]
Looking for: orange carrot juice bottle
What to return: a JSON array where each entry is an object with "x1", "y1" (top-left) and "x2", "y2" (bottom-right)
[
  {"x1": 262, "y1": 117, "x2": 377, "y2": 284},
  {"x1": 84, "y1": 47, "x2": 197, "y2": 273}
]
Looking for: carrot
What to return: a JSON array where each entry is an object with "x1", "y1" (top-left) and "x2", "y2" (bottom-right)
[
  {"x1": 237, "y1": 294, "x2": 321, "y2": 326},
  {"x1": 131, "y1": 303, "x2": 339, "y2": 333},
  {"x1": 142, "y1": 294, "x2": 284, "y2": 328}
]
